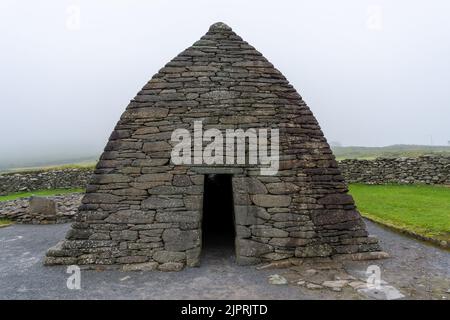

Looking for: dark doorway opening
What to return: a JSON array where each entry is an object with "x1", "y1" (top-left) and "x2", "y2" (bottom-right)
[{"x1": 202, "y1": 174, "x2": 235, "y2": 251}]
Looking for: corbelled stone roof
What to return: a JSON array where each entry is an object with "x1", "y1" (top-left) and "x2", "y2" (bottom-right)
[{"x1": 44, "y1": 22, "x2": 385, "y2": 270}]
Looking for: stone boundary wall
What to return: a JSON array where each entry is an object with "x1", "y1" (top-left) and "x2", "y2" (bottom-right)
[
  {"x1": 338, "y1": 155, "x2": 450, "y2": 185},
  {"x1": 0, "y1": 168, "x2": 92, "y2": 195},
  {"x1": 1, "y1": 156, "x2": 448, "y2": 196},
  {"x1": 1, "y1": 155, "x2": 448, "y2": 196},
  {"x1": 0, "y1": 193, "x2": 82, "y2": 224}
]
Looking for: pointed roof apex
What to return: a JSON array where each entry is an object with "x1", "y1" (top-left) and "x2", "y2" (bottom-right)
[{"x1": 209, "y1": 22, "x2": 232, "y2": 32}]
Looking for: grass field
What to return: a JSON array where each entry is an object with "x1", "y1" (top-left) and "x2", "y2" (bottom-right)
[
  {"x1": 349, "y1": 184, "x2": 450, "y2": 243},
  {"x1": 0, "y1": 188, "x2": 84, "y2": 202}
]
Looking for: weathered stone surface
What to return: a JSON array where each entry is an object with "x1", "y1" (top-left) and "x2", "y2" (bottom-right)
[
  {"x1": 262, "y1": 252, "x2": 294, "y2": 261},
  {"x1": 311, "y1": 210, "x2": 360, "y2": 226},
  {"x1": 295, "y1": 244, "x2": 333, "y2": 258},
  {"x1": 82, "y1": 193, "x2": 122, "y2": 204},
  {"x1": 236, "y1": 256, "x2": 261, "y2": 266},
  {"x1": 136, "y1": 173, "x2": 172, "y2": 182},
  {"x1": 269, "y1": 238, "x2": 311, "y2": 247},
  {"x1": 172, "y1": 175, "x2": 192, "y2": 187},
  {"x1": 162, "y1": 229, "x2": 200, "y2": 251},
  {"x1": 155, "y1": 211, "x2": 200, "y2": 224},
  {"x1": 233, "y1": 177, "x2": 267, "y2": 194},
  {"x1": 142, "y1": 197, "x2": 183, "y2": 209},
  {"x1": 251, "y1": 195, "x2": 291, "y2": 207},
  {"x1": 318, "y1": 194, "x2": 354, "y2": 205},
  {"x1": 186, "y1": 247, "x2": 201, "y2": 267},
  {"x1": 122, "y1": 262, "x2": 158, "y2": 271},
  {"x1": 117, "y1": 256, "x2": 148, "y2": 264},
  {"x1": 153, "y1": 251, "x2": 186, "y2": 263},
  {"x1": 339, "y1": 155, "x2": 450, "y2": 185},
  {"x1": 266, "y1": 182, "x2": 300, "y2": 194},
  {"x1": 41, "y1": 21, "x2": 382, "y2": 271},
  {"x1": 268, "y1": 274, "x2": 288, "y2": 285},
  {"x1": 28, "y1": 197, "x2": 56, "y2": 216},
  {"x1": 200, "y1": 90, "x2": 238, "y2": 100},
  {"x1": 236, "y1": 239, "x2": 273, "y2": 257},
  {"x1": 148, "y1": 185, "x2": 202, "y2": 195},
  {"x1": 0, "y1": 168, "x2": 92, "y2": 196},
  {"x1": 0, "y1": 194, "x2": 82, "y2": 225},
  {"x1": 183, "y1": 195, "x2": 202, "y2": 210},
  {"x1": 122, "y1": 107, "x2": 169, "y2": 119},
  {"x1": 235, "y1": 225, "x2": 251, "y2": 238},
  {"x1": 158, "y1": 262, "x2": 185, "y2": 272},
  {"x1": 251, "y1": 226, "x2": 288, "y2": 238},
  {"x1": 119, "y1": 230, "x2": 138, "y2": 241},
  {"x1": 106, "y1": 210, "x2": 155, "y2": 224},
  {"x1": 234, "y1": 205, "x2": 268, "y2": 225},
  {"x1": 92, "y1": 174, "x2": 131, "y2": 184},
  {"x1": 143, "y1": 141, "x2": 172, "y2": 152}
]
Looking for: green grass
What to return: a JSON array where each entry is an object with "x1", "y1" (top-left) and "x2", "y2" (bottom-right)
[
  {"x1": 0, "y1": 161, "x2": 96, "y2": 174},
  {"x1": 0, "y1": 218, "x2": 12, "y2": 227},
  {"x1": 349, "y1": 184, "x2": 450, "y2": 243},
  {"x1": 0, "y1": 188, "x2": 84, "y2": 202}
]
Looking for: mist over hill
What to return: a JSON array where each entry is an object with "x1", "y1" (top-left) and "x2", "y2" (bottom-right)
[
  {"x1": 332, "y1": 144, "x2": 450, "y2": 160},
  {"x1": 1, "y1": 144, "x2": 450, "y2": 172},
  {"x1": 0, "y1": 153, "x2": 99, "y2": 172}
]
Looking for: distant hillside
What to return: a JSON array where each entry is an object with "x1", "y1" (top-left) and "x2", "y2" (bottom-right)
[
  {"x1": 0, "y1": 156, "x2": 98, "y2": 173},
  {"x1": 2, "y1": 145, "x2": 450, "y2": 173},
  {"x1": 332, "y1": 145, "x2": 450, "y2": 160}
]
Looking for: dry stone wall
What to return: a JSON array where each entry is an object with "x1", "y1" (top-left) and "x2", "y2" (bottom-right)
[
  {"x1": 339, "y1": 155, "x2": 450, "y2": 185},
  {"x1": 44, "y1": 22, "x2": 383, "y2": 271},
  {"x1": 2, "y1": 155, "x2": 448, "y2": 197},
  {"x1": 0, "y1": 193, "x2": 82, "y2": 224},
  {"x1": 0, "y1": 168, "x2": 92, "y2": 195}
]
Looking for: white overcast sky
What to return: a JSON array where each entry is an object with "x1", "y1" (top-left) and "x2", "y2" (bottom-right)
[{"x1": 1, "y1": 0, "x2": 449, "y2": 164}]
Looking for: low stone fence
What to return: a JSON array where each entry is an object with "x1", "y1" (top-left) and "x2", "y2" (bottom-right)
[
  {"x1": 0, "y1": 193, "x2": 82, "y2": 224},
  {"x1": 0, "y1": 168, "x2": 92, "y2": 195},
  {"x1": 338, "y1": 155, "x2": 450, "y2": 185},
  {"x1": 0, "y1": 156, "x2": 448, "y2": 197}
]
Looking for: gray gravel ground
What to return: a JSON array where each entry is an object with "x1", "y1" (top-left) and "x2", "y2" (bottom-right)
[{"x1": 0, "y1": 220, "x2": 449, "y2": 300}]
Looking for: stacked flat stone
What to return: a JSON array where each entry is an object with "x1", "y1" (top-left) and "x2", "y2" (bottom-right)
[
  {"x1": 0, "y1": 168, "x2": 92, "y2": 195},
  {"x1": 45, "y1": 22, "x2": 383, "y2": 271},
  {"x1": 0, "y1": 193, "x2": 82, "y2": 224},
  {"x1": 339, "y1": 155, "x2": 450, "y2": 185}
]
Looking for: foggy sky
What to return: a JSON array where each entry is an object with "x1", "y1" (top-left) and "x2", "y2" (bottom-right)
[{"x1": 1, "y1": 0, "x2": 449, "y2": 165}]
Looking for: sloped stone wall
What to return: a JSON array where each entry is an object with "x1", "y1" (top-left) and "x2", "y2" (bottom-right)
[
  {"x1": 0, "y1": 168, "x2": 92, "y2": 195},
  {"x1": 44, "y1": 22, "x2": 384, "y2": 271},
  {"x1": 339, "y1": 155, "x2": 450, "y2": 185}
]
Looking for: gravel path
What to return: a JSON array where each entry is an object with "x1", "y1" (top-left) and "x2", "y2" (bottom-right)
[{"x1": 0, "y1": 220, "x2": 448, "y2": 300}]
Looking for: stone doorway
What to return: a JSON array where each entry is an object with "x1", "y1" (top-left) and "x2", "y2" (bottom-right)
[{"x1": 201, "y1": 174, "x2": 236, "y2": 256}]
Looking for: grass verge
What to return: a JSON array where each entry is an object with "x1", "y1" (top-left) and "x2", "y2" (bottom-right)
[
  {"x1": 0, "y1": 218, "x2": 12, "y2": 227},
  {"x1": 0, "y1": 188, "x2": 84, "y2": 202},
  {"x1": 349, "y1": 184, "x2": 450, "y2": 246}
]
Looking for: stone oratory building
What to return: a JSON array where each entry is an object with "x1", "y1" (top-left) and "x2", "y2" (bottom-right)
[{"x1": 45, "y1": 22, "x2": 385, "y2": 271}]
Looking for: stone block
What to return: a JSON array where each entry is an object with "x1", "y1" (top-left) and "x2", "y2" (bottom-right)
[
  {"x1": 153, "y1": 251, "x2": 186, "y2": 263},
  {"x1": 251, "y1": 195, "x2": 291, "y2": 207},
  {"x1": 142, "y1": 197, "x2": 183, "y2": 209},
  {"x1": 162, "y1": 229, "x2": 200, "y2": 251},
  {"x1": 235, "y1": 238, "x2": 273, "y2": 257},
  {"x1": 158, "y1": 262, "x2": 185, "y2": 272},
  {"x1": 28, "y1": 197, "x2": 56, "y2": 216},
  {"x1": 294, "y1": 244, "x2": 333, "y2": 258}
]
